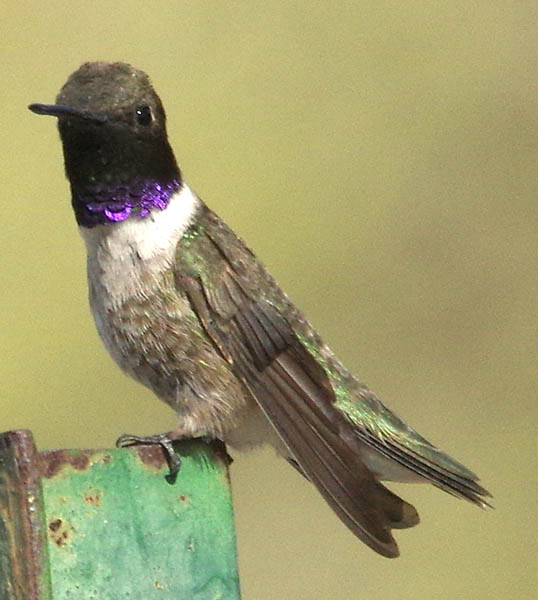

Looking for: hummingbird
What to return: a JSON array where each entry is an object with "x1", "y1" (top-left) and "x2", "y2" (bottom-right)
[{"x1": 29, "y1": 61, "x2": 490, "y2": 558}]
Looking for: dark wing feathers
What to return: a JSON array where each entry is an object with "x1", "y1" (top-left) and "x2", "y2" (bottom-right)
[
  {"x1": 194, "y1": 275, "x2": 406, "y2": 555},
  {"x1": 176, "y1": 210, "x2": 426, "y2": 557},
  {"x1": 176, "y1": 206, "x2": 489, "y2": 555},
  {"x1": 363, "y1": 431, "x2": 491, "y2": 506},
  {"x1": 257, "y1": 362, "x2": 401, "y2": 557}
]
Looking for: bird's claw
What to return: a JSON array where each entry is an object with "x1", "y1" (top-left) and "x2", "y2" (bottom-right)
[{"x1": 116, "y1": 432, "x2": 181, "y2": 483}]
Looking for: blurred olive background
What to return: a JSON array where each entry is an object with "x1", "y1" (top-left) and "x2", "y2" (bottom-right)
[{"x1": 2, "y1": 2, "x2": 537, "y2": 599}]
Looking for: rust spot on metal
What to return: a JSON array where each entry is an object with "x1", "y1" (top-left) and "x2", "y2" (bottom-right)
[
  {"x1": 47, "y1": 517, "x2": 74, "y2": 547},
  {"x1": 210, "y1": 439, "x2": 233, "y2": 484},
  {"x1": 39, "y1": 450, "x2": 91, "y2": 478},
  {"x1": 210, "y1": 439, "x2": 233, "y2": 466},
  {"x1": 83, "y1": 486, "x2": 102, "y2": 507},
  {"x1": 71, "y1": 454, "x2": 91, "y2": 470},
  {"x1": 48, "y1": 518, "x2": 62, "y2": 532},
  {"x1": 128, "y1": 444, "x2": 168, "y2": 470}
]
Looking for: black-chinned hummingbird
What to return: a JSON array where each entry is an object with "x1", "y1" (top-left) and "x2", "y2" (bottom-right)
[{"x1": 29, "y1": 62, "x2": 490, "y2": 558}]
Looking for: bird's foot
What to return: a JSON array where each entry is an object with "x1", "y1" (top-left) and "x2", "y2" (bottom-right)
[{"x1": 116, "y1": 432, "x2": 180, "y2": 484}]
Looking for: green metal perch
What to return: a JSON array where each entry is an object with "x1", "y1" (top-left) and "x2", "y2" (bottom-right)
[{"x1": 0, "y1": 430, "x2": 241, "y2": 599}]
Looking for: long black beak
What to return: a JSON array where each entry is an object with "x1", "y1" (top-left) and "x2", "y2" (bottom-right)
[{"x1": 28, "y1": 103, "x2": 107, "y2": 123}]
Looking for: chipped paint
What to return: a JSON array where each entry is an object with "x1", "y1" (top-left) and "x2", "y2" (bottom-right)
[
  {"x1": 1, "y1": 433, "x2": 240, "y2": 599},
  {"x1": 39, "y1": 450, "x2": 91, "y2": 479}
]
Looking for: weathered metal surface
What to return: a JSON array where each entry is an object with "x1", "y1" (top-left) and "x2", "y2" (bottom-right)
[
  {"x1": 0, "y1": 430, "x2": 51, "y2": 600},
  {"x1": 0, "y1": 433, "x2": 241, "y2": 599},
  {"x1": 39, "y1": 440, "x2": 241, "y2": 599}
]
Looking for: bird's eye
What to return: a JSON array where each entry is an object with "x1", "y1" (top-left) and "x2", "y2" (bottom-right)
[{"x1": 135, "y1": 105, "x2": 153, "y2": 126}]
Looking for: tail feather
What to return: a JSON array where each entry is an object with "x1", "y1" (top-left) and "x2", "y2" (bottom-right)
[
  {"x1": 376, "y1": 485, "x2": 420, "y2": 529},
  {"x1": 249, "y1": 355, "x2": 426, "y2": 558}
]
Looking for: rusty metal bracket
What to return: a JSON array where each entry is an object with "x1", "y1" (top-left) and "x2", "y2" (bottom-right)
[{"x1": 0, "y1": 430, "x2": 241, "y2": 600}]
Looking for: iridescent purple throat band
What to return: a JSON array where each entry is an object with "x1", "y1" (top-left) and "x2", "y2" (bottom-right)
[{"x1": 78, "y1": 179, "x2": 181, "y2": 224}]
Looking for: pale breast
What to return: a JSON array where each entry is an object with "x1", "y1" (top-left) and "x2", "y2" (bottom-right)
[
  {"x1": 78, "y1": 184, "x2": 253, "y2": 438},
  {"x1": 79, "y1": 184, "x2": 200, "y2": 375}
]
